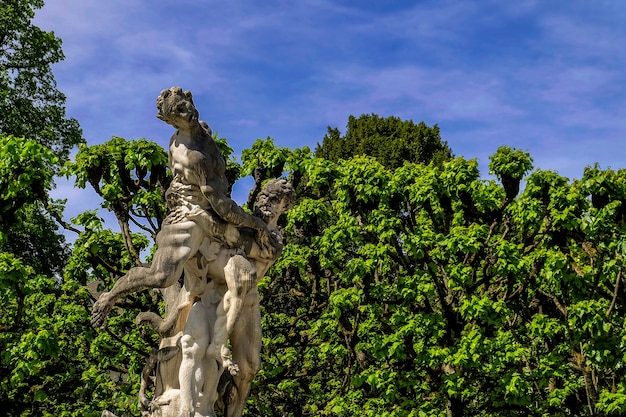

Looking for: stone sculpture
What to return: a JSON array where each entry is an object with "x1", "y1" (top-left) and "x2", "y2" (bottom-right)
[{"x1": 93, "y1": 87, "x2": 295, "y2": 417}]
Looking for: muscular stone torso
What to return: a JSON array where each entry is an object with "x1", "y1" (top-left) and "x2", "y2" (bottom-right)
[{"x1": 167, "y1": 129, "x2": 228, "y2": 208}]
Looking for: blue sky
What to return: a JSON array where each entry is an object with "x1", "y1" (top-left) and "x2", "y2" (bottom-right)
[{"x1": 35, "y1": 0, "x2": 626, "y2": 219}]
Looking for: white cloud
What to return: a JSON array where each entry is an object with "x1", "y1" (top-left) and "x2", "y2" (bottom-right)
[{"x1": 31, "y1": 0, "x2": 626, "y2": 194}]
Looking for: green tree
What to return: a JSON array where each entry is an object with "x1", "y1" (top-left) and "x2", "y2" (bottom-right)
[
  {"x1": 32, "y1": 132, "x2": 626, "y2": 417},
  {"x1": 249, "y1": 144, "x2": 626, "y2": 416},
  {"x1": 241, "y1": 137, "x2": 290, "y2": 209},
  {"x1": 0, "y1": 1, "x2": 85, "y2": 414},
  {"x1": 0, "y1": 0, "x2": 81, "y2": 271},
  {"x1": 0, "y1": 135, "x2": 88, "y2": 415},
  {"x1": 0, "y1": 0, "x2": 82, "y2": 163},
  {"x1": 315, "y1": 114, "x2": 452, "y2": 169},
  {"x1": 59, "y1": 137, "x2": 170, "y2": 415},
  {"x1": 2, "y1": 135, "x2": 171, "y2": 415}
]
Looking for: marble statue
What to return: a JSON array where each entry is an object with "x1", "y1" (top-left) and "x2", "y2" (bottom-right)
[{"x1": 93, "y1": 87, "x2": 295, "y2": 417}]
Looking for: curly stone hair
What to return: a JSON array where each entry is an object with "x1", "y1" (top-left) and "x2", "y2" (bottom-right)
[
  {"x1": 156, "y1": 87, "x2": 200, "y2": 125},
  {"x1": 253, "y1": 179, "x2": 296, "y2": 223}
]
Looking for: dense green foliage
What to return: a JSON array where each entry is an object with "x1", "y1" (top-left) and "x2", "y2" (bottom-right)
[
  {"x1": 315, "y1": 114, "x2": 452, "y2": 169},
  {"x1": 0, "y1": 0, "x2": 82, "y2": 277},
  {"x1": 0, "y1": 135, "x2": 75, "y2": 415},
  {"x1": 0, "y1": 1, "x2": 86, "y2": 414},
  {"x1": 0, "y1": 0, "x2": 82, "y2": 163},
  {"x1": 2, "y1": 5, "x2": 626, "y2": 415},
  {"x1": 247, "y1": 140, "x2": 626, "y2": 416},
  {"x1": 0, "y1": 135, "x2": 56, "y2": 225},
  {"x1": 1, "y1": 134, "x2": 171, "y2": 416},
  {"x1": 7, "y1": 131, "x2": 626, "y2": 416},
  {"x1": 6, "y1": 132, "x2": 626, "y2": 416}
]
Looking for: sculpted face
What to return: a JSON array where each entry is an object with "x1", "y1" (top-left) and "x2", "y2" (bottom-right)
[
  {"x1": 156, "y1": 87, "x2": 200, "y2": 129},
  {"x1": 254, "y1": 179, "x2": 296, "y2": 224}
]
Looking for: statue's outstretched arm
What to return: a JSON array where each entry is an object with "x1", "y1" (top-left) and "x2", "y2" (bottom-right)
[{"x1": 200, "y1": 184, "x2": 275, "y2": 250}]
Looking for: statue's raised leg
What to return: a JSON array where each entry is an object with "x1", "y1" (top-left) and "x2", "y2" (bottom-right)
[{"x1": 91, "y1": 220, "x2": 203, "y2": 328}]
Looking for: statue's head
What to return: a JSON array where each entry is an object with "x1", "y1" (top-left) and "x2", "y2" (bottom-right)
[
  {"x1": 156, "y1": 87, "x2": 200, "y2": 129},
  {"x1": 254, "y1": 179, "x2": 296, "y2": 225}
]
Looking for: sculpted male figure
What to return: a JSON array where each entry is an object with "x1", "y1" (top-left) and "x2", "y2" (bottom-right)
[
  {"x1": 91, "y1": 86, "x2": 275, "y2": 329},
  {"x1": 176, "y1": 179, "x2": 294, "y2": 417},
  {"x1": 134, "y1": 179, "x2": 294, "y2": 417}
]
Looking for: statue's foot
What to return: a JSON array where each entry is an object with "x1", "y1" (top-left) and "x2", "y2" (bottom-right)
[
  {"x1": 224, "y1": 358, "x2": 240, "y2": 376},
  {"x1": 91, "y1": 292, "x2": 113, "y2": 329}
]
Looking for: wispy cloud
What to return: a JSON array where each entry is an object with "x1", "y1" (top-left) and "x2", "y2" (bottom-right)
[{"x1": 34, "y1": 0, "x2": 626, "y2": 220}]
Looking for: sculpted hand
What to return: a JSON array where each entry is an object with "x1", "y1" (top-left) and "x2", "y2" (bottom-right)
[
  {"x1": 91, "y1": 292, "x2": 113, "y2": 329},
  {"x1": 253, "y1": 217, "x2": 279, "y2": 257},
  {"x1": 165, "y1": 206, "x2": 187, "y2": 224}
]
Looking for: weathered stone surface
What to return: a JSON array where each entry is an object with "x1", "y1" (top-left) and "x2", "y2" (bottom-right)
[{"x1": 92, "y1": 87, "x2": 294, "y2": 417}]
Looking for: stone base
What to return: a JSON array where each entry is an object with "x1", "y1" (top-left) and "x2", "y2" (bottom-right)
[{"x1": 142, "y1": 389, "x2": 182, "y2": 417}]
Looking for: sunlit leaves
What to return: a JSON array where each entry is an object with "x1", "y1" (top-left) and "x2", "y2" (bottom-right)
[
  {"x1": 489, "y1": 146, "x2": 533, "y2": 201},
  {"x1": 0, "y1": 250, "x2": 101, "y2": 415},
  {"x1": 65, "y1": 136, "x2": 168, "y2": 217},
  {"x1": 0, "y1": 134, "x2": 57, "y2": 224},
  {"x1": 255, "y1": 145, "x2": 626, "y2": 416},
  {"x1": 489, "y1": 145, "x2": 533, "y2": 181},
  {"x1": 241, "y1": 137, "x2": 290, "y2": 178}
]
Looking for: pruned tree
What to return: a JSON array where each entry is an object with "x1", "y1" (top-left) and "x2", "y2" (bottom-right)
[{"x1": 250, "y1": 144, "x2": 626, "y2": 416}]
